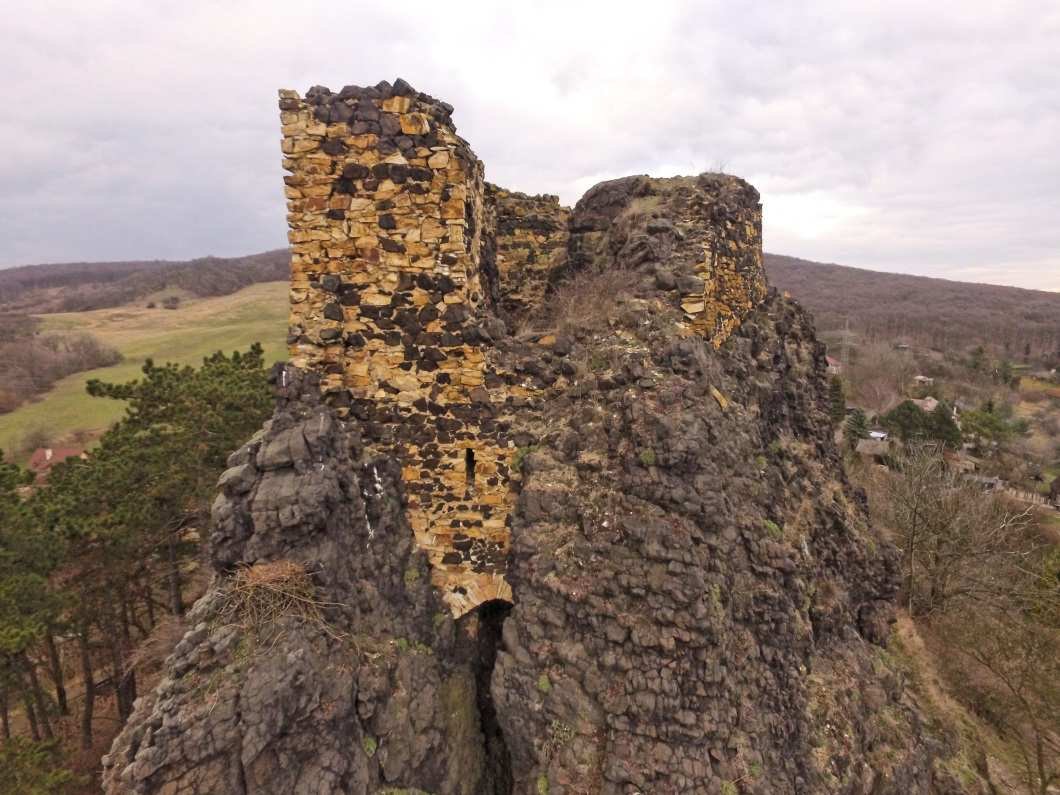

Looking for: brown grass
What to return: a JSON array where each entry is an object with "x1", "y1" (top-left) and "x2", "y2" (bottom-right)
[{"x1": 542, "y1": 266, "x2": 639, "y2": 336}]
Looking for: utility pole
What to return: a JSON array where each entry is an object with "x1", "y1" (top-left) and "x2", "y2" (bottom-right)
[{"x1": 841, "y1": 316, "x2": 851, "y2": 369}]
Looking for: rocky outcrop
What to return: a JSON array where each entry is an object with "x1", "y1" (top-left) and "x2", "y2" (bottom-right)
[
  {"x1": 105, "y1": 83, "x2": 988, "y2": 795},
  {"x1": 102, "y1": 366, "x2": 511, "y2": 795},
  {"x1": 566, "y1": 174, "x2": 766, "y2": 347},
  {"x1": 492, "y1": 293, "x2": 954, "y2": 793}
]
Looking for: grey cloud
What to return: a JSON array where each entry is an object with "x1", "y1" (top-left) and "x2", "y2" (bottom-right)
[{"x1": 0, "y1": 0, "x2": 1056, "y2": 291}]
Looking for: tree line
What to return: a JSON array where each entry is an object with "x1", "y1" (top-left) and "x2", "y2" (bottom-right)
[
  {"x1": 0, "y1": 331, "x2": 123, "y2": 416},
  {"x1": 0, "y1": 346, "x2": 272, "y2": 791},
  {"x1": 860, "y1": 449, "x2": 1059, "y2": 794}
]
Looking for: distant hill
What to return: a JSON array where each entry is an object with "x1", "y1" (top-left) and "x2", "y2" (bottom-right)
[
  {"x1": 766, "y1": 253, "x2": 1060, "y2": 360},
  {"x1": 0, "y1": 249, "x2": 289, "y2": 313},
  {"x1": 4, "y1": 248, "x2": 1056, "y2": 361}
]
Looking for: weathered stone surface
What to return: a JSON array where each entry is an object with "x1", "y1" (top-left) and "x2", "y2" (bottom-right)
[
  {"x1": 102, "y1": 366, "x2": 509, "y2": 795},
  {"x1": 566, "y1": 173, "x2": 767, "y2": 347},
  {"x1": 485, "y1": 185, "x2": 571, "y2": 320},
  {"x1": 105, "y1": 81, "x2": 991, "y2": 795},
  {"x1": 488, "y1": 292, "x2": 968, "y2": 793},
  {"x1": 281, "y1": 82, "x2": 518, "y2": 616}
]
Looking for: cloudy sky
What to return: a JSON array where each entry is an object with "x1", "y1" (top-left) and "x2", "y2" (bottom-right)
[{"x1": 1, "y1": 0, "x2": 1057, "y2": 290}]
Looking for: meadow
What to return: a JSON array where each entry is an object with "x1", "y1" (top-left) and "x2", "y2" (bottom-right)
[{"x1": 0, "y1": 281, "x2": 288, "y2": 458}]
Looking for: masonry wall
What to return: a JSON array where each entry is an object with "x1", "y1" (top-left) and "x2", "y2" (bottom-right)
[
  {"x1": 682, "y1": 174, "x2": 766, "y2": 346},
  {"x1": 279, "y1": 80, "x2": 523, "y2": 616},
  {"x1": 485, "y1": 185, "x2": 570, "y2": 319},
  {"x1": 566, "y1": 174, "x2": 765, "y2": 347}
]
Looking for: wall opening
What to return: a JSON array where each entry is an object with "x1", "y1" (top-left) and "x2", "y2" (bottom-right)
[
  {"x1": 465, "y1": 448, "x2": 476, "y2": 493},
  {"x1": 465, "y1": 598, "x2": 513, "y2": 794}
]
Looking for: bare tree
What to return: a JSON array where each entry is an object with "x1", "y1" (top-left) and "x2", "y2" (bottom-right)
[
  {"x1": 848, "y1": 342, "x2": 914, "y2": 415},
  {"x1": 880, "y1": 447, "x2": 1035, "y2": 616},
  {"x1": 938, "y1": 570, "x2": 1060, "y2": 795}
]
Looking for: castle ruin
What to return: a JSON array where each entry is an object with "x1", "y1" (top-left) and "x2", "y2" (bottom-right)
[{"x1": 278, "y1": 79, "x2": 766, "y2": 617}]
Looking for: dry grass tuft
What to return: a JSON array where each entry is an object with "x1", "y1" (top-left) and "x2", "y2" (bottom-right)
[
  {"x1": 545, "y1": 266, "x2": 639, "y2": 335},
  {"x1": 219, "y1": 560, "x2": 346, "y2": 642}
]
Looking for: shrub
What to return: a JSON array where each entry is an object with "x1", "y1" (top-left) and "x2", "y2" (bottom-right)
[{"x1": 362, "y1": 736, "x2": 377, "y2": 757}]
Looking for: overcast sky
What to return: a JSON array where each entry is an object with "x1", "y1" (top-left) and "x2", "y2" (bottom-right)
[{"x1": 1, "y1": 1, "x2": 1057, "y2": 290}]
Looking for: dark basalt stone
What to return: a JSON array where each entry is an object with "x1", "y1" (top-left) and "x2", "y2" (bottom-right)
[
  {"x1": 341, "y1": 163, "x2": 369, "y2": 180},
  {"x1": 392, "y1": 77, "x2": 416, "y2": 96},
  {"x1": 381, "y1": 114, "x2": 402, "y2": 137}
]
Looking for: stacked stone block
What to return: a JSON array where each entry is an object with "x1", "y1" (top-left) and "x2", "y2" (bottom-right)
[
  {"x1": 567, "y1": 174, "x2": 766, "y2": 347},
  {"x1": 485, "y1": 185, "x2": 571, "y2": 319},
  {"x1": 679, "y1": 175, "x2": 766, "y2": 346},
  {"x1": 280, "y1": 80, "x2": 521, "y2": 616}
]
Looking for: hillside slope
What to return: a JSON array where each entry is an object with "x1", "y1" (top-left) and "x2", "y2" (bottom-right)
[
  {"x1": 0, "y1": 282, "x2": 288, "y2": 456},
  {"x1": 765, "y1": 253, "x2": 1060, "y2": 357},
  {"x1": 0, "y1": 249, "x2": 289, "y2": 313}
]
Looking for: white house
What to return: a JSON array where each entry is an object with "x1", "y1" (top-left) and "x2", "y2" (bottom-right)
[{"x1": 911, "y1": 396, "x2": 939, "y2": 413}]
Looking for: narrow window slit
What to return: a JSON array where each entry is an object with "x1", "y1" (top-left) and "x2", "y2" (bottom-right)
[{"x1": 465, "y1": 448, "x2": 476, "y2": 493}]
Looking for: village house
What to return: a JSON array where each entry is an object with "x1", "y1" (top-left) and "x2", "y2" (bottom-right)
[
  {"x1": 28, "y1": 447, "x2": 85, "y2": 483},
  {"x1": 912, "y1": 374, "x2": 934, "y2": 386},
  {"x1": 910, "y1": 396, "x2": 939, "y2": 413},
  {"x1": 826, "y1": 355, "x2": 843, "y2": 376}
]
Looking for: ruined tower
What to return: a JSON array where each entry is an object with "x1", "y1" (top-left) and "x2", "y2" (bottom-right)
[
  {"x1": 280, "y1": 80, "x2": 521, "y2": 616},
  {"x1": 279, "y1": 81, "x2": 769, "y2": 618}
]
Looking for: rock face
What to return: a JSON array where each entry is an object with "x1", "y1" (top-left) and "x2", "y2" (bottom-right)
[
  {"x1": 102, "y1": 366, "x2": 512, "y2": 795},
  {"x1": 566, "y1": 174, "x2": 767, "y2": 346},
  {"x1": 105, "y1": 81, "x2": 986, "y2": 795}
]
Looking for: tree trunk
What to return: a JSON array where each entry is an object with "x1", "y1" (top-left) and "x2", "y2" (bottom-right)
[
  {"x1": 166, "y1": 530, "x2": 184, "y2": 617},
  {"x1": 105, "y1": 628, "x2": 133, "y2": 725},
  {"x1": 142, "y1": 570, "x2": 156, "y2": 629},
  {"x1": 21, "y1": 690, "x2": 40, "y2": 742},
  {"x1": 0, "y1": 686, "x2": 10, "y2": 741},
  {"x1": 78, "y1": 622, "x2": 95, "y2": 751},
  {"x1": 44, "y1": 631, "x2": 69, "y2": 716},
  {"x1": 21, "y1": 653, "x2": 53, "y2": 739}
]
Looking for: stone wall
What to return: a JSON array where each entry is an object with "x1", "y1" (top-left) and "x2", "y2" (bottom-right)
[
  {"x1": 280, "y1": 80, "x2": 525, "y2": 616},
  {"x1": 567, "y1": 174, "x2": 766, "y2": 347},
  {"x1": 280, "y1": 83, "x2": 768, "y2": 618},
  {"x1": 485, "y1": 184, "x2": 570, "y2": 319}
]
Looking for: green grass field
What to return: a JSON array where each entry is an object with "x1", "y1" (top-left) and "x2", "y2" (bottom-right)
[{"x1": 0, "y1": 282, "x2": 289, "y2": 459}]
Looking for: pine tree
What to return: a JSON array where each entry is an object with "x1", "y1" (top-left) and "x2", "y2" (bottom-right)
[
  {"x1": 882, "y1": 400, "x2": 928, "y2": 442},
  {"x1": 844, "y1": 409, "x2": 868, "y2": 449},
  {"x1": 927, "y1": 402, "x2": 962, "y2": 448},
  {"x1": 828, "y1": 376, "x2": 846, "y2": 426}
]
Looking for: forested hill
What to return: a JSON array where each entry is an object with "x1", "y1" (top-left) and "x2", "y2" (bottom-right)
[
  {"x1": 0, "y1": 249, "x2": 289, "y2": 313},
  {"x1": 4, "y1": 248, "x2": 1057, "y2": 360},
  {"x1": 766, "y1": 253, "x2": 1060, "y2": 358}
]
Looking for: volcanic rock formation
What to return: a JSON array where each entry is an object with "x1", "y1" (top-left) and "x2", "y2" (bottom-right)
[{"x1": 103, "y1": 80, "x2": 987, "y2": 795}]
